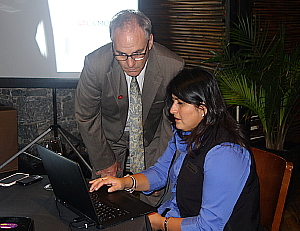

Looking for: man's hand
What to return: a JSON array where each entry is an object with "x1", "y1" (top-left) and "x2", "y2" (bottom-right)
[{"x1": 95, "y1": 161, "x2": 121, "y2": 177}]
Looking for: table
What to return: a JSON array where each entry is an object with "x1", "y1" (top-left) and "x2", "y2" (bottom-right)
[{"x1": 0, "y1": 174, "x2": 150, "y2": 231}]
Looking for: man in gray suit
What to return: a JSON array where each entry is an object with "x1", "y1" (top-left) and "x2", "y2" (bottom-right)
[{"x1": 75, "y1": 10, "x2": 184, "y2": 203}]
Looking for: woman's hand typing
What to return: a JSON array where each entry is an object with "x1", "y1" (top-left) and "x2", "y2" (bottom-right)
[{"x1": 89, "y1": 176, "x2": 130, "y2": 193}]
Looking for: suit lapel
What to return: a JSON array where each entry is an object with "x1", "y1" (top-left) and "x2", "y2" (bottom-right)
[
  {"x1": 107, "y1": 61, "x2": 128, "y2": 124},
  {"x1": 142, "y1": 51, "x2": 163, "y2": 124}
]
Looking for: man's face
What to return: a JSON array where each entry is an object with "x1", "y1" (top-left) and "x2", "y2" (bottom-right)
[{"x1": 112, "y1": 26, "x2": 153, "y2": 77}]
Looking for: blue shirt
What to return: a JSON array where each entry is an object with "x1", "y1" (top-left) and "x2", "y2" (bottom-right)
[{"x1": 141, "y1": 131, "x2": 251, "y2": 230}]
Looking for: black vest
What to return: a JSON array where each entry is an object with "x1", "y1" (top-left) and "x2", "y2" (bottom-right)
[{"x1": 176, "y1": 126, "x2": 260, "y2": 230}]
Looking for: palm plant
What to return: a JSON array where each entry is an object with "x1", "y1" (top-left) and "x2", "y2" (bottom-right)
[{"x1": 206, "y1": 16, "x2": 300, "y2": 151}]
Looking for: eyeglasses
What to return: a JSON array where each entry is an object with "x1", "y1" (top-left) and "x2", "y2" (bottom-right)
[{"x1": 113, "y1": 42, "x2": 149, "y2": 61}]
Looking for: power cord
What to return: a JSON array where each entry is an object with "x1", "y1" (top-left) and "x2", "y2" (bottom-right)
[
  {"x1": 69, "y1": 218, "x2": 95, "y2": 230},
  {"x1": 55, "y1": 199, "x2": 96, "y2": 230}
]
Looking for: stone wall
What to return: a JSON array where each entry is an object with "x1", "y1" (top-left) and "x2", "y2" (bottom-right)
[{"x1": 0, "y1": 88, "x2": 80, "y2": 152}]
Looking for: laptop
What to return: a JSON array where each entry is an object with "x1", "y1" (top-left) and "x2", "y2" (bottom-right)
[{"x1": 36, "y1": 144, "x2": 155, "y2": 229}]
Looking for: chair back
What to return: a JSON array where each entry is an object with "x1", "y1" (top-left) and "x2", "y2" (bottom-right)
[{"x1": 251, "y1": 147, "x2": 293, "y2": 231}]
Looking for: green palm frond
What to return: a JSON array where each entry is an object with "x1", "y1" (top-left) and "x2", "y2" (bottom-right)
[
  {"x1": 216, "y1": 70, "x2": 268, "y2": 130},
  {"x1": 206, "y1": 16, "x2": 300, "y2": 150}
]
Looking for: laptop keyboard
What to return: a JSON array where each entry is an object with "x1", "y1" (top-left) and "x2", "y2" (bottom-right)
[{"x1": 90, "y1": 192, "x2": 129, "y2": 222}]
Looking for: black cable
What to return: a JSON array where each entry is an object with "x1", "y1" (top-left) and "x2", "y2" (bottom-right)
[
  {"x1": 55, "y1": 200, "x2": 73, "y2": 230},
  {"x1": 69, "y1": 219, "x2": 96, "y2": 229},
  {"x1": 55, "y1": 199, "x2": 96, "y2": 230}
]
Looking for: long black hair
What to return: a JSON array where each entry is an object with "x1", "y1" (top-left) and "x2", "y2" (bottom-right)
[{"x1": 167, "y1": 67, "x2": 250, "y2": 153}]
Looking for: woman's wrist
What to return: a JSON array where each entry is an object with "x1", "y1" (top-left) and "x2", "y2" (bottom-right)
[
  {"x1": 164, "y1": 217, "x2": 171, "y2": 231},
  {"x1": 124, "y1": 174, "x2": 136, "y2": 193}
]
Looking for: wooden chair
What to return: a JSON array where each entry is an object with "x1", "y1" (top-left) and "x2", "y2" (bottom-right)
[{"x1": 251, "y1": 147, "x2": 293, "y2": 231}]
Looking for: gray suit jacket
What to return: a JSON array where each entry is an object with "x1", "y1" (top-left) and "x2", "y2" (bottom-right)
[{"x1": 75, "y1": 42, "x2": 184, "y2": 171}]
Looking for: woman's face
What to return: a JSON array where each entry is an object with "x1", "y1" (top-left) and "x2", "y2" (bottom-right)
[{"x1": 170, "y1": 94, "x2": 207, "y2": 131}]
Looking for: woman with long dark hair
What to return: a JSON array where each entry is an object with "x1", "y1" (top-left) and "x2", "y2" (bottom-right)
[{"x1": 90, "y1": 67, "x2": 260, "y2": 230}]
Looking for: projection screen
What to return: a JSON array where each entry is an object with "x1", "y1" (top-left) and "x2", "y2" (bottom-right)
[{"x1": 0, "y1": 0, "x2": 139, "y2": 88}]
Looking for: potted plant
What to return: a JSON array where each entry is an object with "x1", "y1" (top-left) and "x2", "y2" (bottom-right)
[{"x1": 205, "y1": 16, "x2": 300, "y2": 151}]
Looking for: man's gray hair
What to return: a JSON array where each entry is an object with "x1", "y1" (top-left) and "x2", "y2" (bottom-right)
[{"x1": 109, "y1": 9, "x2": 152, "y2": 41}]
